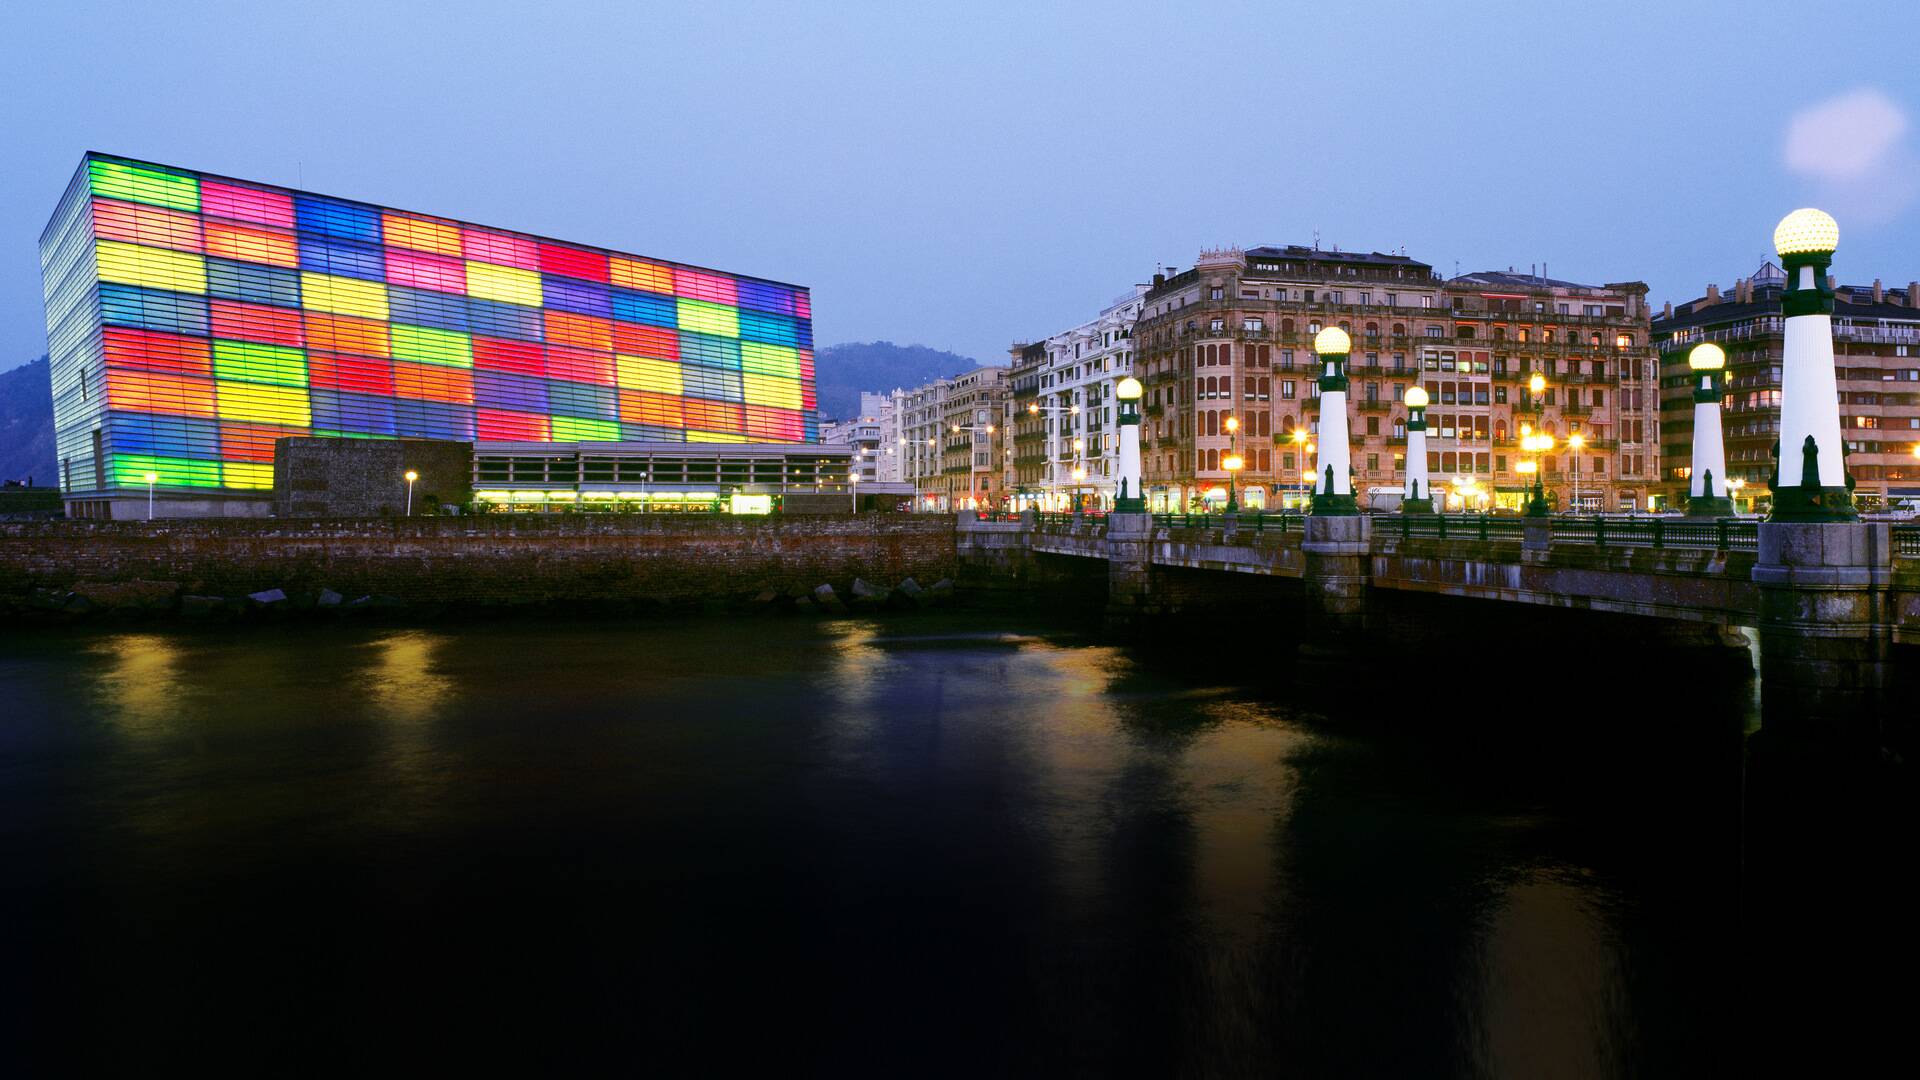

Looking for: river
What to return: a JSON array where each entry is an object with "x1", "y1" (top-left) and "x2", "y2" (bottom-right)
[{"x1": 0, "y1": 613, "x2": 1907, "y2": 1075}]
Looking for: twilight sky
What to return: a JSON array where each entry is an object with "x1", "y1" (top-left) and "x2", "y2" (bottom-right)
[{"x1": 2, "y1": 0, "x2": 1918, "y2": 370}]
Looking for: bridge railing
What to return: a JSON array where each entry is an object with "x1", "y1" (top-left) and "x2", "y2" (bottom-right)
[
  {"x1": 1552, "y1": 516, "x2": 1757, "y2": 552},
  {"x1": 1150, "y1": 511, "x2": 1304, "y2": 534},
  {"x1": 1391, "y1": 514, "x2": 1526, "y2": 542},
  {"x1": 1894, "y1": 524, "x2": 1920, "y2": 560}
]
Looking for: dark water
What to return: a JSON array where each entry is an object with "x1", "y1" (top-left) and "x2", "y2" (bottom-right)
[{"x1": 0, "y1": 614, "x2": 1907, "y2": 1075}]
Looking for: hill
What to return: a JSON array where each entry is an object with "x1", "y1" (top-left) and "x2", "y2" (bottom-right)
[
  {"x1": 0, "y1": 356, "x2": 54, "y2": 485},
  {"x1": 814, "y1": 342, "x2": 994, "y2": 420}
]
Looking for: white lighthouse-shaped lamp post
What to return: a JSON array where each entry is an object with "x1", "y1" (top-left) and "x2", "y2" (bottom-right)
[
  {"x1": 1310, "y1": 327, "x2": 1358, "y2": 515},
  {"x1": 1401, "y1": 384, "x2": 1433, "y2": 514},
  {"x1": 1113, "y1": 375, "x2": 1145, "y2": 512},
  {"x1": 1685, "y1": 342, "x2": 1733, "y2": 517},
  {"x1": 1769, "y1": 208, "x2": 1855, "y2": 521}
]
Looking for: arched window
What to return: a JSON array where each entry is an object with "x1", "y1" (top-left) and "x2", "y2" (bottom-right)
[
  {"x1": 1589, "y1": 332, "x2": 1602, "y2": 346},
  {"x1": 1457, "y1": 325, "x2": 1475, "y2": 339},
  {"x1": 1493, "y1": 326, "x2": 1506, "y2": 340},
  {"x1": 1365, "y1": 322, "x2": 1380, "y2": 339},
  {"x1": 1392, "y1": 323, "x2": 1406, "y2": 336},
  {"x1": 1282, "y1": 318, "x2": 1296, "y2": 335},
  {"x1": 1495, "y1": 421, "x2": 1507, "y2": 441},
  {"x1": 1283, "y1": 415, "x2": 1296, "y2": 433},
  {"x1": 1308, "y1": 321, "x2": 1321, "y2": 335}
]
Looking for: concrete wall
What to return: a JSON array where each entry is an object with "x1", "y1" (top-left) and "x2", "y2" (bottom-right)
[
  {"x1": 273, "y1": 437, "x2": 472, "y2": 518},
  {"x1": 0, "y1": 514, "x2": 956, "y2": 607}
]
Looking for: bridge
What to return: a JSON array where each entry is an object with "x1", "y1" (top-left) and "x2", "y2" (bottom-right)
[{"x1": 957, "y1": 509, "x2": 1920, "y2": 734}]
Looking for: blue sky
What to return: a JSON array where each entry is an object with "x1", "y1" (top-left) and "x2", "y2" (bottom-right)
[{"x1": 2, "y1": 0, "x2": 1918, "y2": 369}]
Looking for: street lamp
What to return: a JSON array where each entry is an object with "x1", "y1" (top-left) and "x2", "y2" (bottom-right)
[
  {"x1": 1309, "y1": 326, "x2": 1357, "y2": 515},
  {"x1": 404, "y1": 469, "x2": 418, "y2": 516},
  {"x1": 1402, "y1": 385, "x2": 1433, "y2": 513},
  {"x1": 1223, "y1": 414, "x2": 1241, "y2": 513},
  {"x1": 1028, "y1": 399, "x2": 1081, "y2": 510},
  {"x1": 1686, "y1": 342, "x2": 1733, "y2": 517},
  {"x1": 144, "y1": 470, "x2": 158, "y2": 520},
  {"x1": 1291, "y1": 428, "x2": 1310, "y2": 510},
  {"x1": 1567, "y1": 432, "x2": 1585, "y2": 515},
  {"x1": 850, "y1": 471, "x2": 860, "y2": 514},
  {"x1": 1114, "y1": 375, "x2": 1145, "y2": 512},
  {"x1": 1769, "y1": 207, "x2": 1853, "y2": 521},
  {"x1": 1521, "y1": 431, "x2": 1554, "y2": 516}
]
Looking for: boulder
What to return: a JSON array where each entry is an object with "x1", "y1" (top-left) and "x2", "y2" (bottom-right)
[
  {"x1": 928, "y1": 578, "x2": 956, "y2": 606},
  {"x1": 316, "y1": 588, "x2": 344, "y2": 608},
  {"x1": 790, "y1": 596, "x2": 816, "y2": 615},
  {"x1": 247, "y1": 588, "x2": 288, "y2": 607},
  {"x1": 849, "y1": 578, "x2": 890, "y2": 608},
  {"x1": 812, "y1": 583, "x2": 848, "y2": 615},
  {"x1": 180, "y1": 595, "x2": 224, "y2": 618}
]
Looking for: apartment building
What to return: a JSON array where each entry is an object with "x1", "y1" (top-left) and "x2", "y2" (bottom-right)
[
  {"x1": 937, "y1": 366, "x2": 1009, "y2": 509},
  {"x1": 820, "y1": 392, "x2": 897, "y2": 485},
  {"x1": 1130, "y1": 245, "x2": 1656, "y2": 511},
  {"x1": 1008, "y1": 287, "x2": 1148, "y2": 510},
  {"x1": 1653, "y1": 264, "x2": 1920, "y2": 513}
]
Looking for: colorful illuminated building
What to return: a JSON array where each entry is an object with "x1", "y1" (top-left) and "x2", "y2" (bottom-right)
[{"x1": 40, "y1": 153, "x2": 816, "y2": 517}]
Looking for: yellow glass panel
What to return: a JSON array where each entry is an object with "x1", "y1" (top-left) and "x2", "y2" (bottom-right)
[
  {"x1": 615, "y1": 354, "x2": 682, "y2": 394},
  {"x1": 215, "y1": 381, "x2": 311, "y2": 426},
  {"x1": 742, "y1": 373, "x2": 802, "y2": 410},
  {"x1": 688, "y1": 430, "x2": 747, "y2": 443},
  {"x1": 222, "y1": 461, "x2": 276, "y2": 489},
  {"x1": 676, "y1": 299, "x2": 739, "y2": 338},
  {"x1": 95, "y1": 240, "x2": 207, "y2": 294},
  {"x1": 466, "y1": 261, "x2": 543, "y2": 306},
  {"x1": 300, "y1": 272, "x2": 389, "y2": 320}
]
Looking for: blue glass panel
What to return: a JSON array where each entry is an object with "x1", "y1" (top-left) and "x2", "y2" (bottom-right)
[
  {"x1": 391, "y1": 398, "x2": 475, "y2": 441},
  {"x1": 467, "y1": 296, "x2": 545, "y2": 342},
  {"x1": 473, "y1": 368, "x2": 549, "y2": 413},
  {"x1": 111, "y1": 414, "x2": 222, "y2": 456},
  {"x1": 610, "y1": 288, "x2": 677, "y2": 328},
  {"x1": 738, "y1": 310, "x2": 800, "y2": 347},
  {"x1": 310, "y1": 388, "x2": 398, "y2": 436},
  {"x1": 206, "y1": 257, "x2": 302, "y2": 308},
  {"x1": 388, "y1": 284, "x2": 471, "y2": 333},
  {"x1": 543, "y1": 276, "x2": 612, "y2": 319},
  {"x1": 98, "y1": 283, "x2": 209, "y2": 336},
  {"x1": 678, "y1": 332, "x2": 741, "y2": 370},
  {"x1": 546, "y1": 380, "x2": 617, "y2": 420},
  {"x1": 298, "y1": 236, "x2": 386, "y2": 281},
  {"x1": 735, "y1": 280, "x2": 795, "y2": 316},
  {"x1": 294, "y1": 195, "x2": 382, "y2": 242}
]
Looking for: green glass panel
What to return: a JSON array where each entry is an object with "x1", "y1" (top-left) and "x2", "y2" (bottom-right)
[
  {"x1": 551, "y1": 415, "x2": 620, "y2": 441},
  {"x1": 391, "y1": 323, "x2": 473, "y2": 367},
  {"x1": 212, "y1": 340, "x2": 309, "y2": 387},
  {"x1": 113, "y1": 453, "x2": 223, "y2": 489},
  {"x1": 88, "y1": 159, "x2": 200, "y2": 213}
]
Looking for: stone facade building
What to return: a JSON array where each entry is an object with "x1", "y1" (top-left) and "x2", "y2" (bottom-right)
[
  {"x1": 1652, "y1": 264, "x2": 1920, "y2": 513},
  {"x1": 1007, "y1": 287, "x2": 1148, "y2": 510},
  {"x1": 1130, "y1": 246, "x2": 1657, "y2": 512},
  {"x1": 894, "y1": 366, "x2": 1010, "y2": 509}
]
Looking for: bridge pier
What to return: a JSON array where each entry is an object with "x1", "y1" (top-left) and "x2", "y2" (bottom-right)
[
  {"x1": 1300, "y1": 515, "x2": 1372, "y2": 668},
  {"x1": 1105, "y1": 510, "x2": 1155, "y2": 626},
  {"x1": 1754, "y1": 522, "x2": 1895, "y2": 737}
]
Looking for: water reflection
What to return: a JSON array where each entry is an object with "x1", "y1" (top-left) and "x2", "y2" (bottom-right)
[{"x1": 0, "y1": 614, "x2": 1857, "y2": 1073}]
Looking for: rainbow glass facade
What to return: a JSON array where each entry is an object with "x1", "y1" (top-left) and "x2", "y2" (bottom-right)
[{"x1": 39, "y1": 153, "x2": 816, "y2": 503}]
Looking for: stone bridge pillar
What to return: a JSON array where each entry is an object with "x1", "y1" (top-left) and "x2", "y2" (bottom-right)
[
  {"x1": 1301, "y1": 514, "x2": 1372, "y2": 650},
  {"x1": 1754, "y1": 521, "x2": 1894, "y2": 736},
  {"x1": 1106, "y1": 510, "x2": 1154, "y2": 626}
]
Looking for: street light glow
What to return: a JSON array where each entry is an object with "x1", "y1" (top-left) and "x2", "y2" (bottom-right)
[
  {"x1": 1688, "y1": 343, "x2": 1727, "y2": 371},
  {"x1": 1115, "y1": 376, "x2": 1143, "y2": 400},
  {"x1": 1773, "y1": 207, "x2": 1839, "y2": 257},
  {"x1": 1404, "y1": 386, "x2": 1429, "y2": 409},
  {"x1": 1528, "y1": 373, "x2": 1546, "y2": 395},
  {"x1": 1313, "y1": 326, "x2": 1351, "y2": 355}
]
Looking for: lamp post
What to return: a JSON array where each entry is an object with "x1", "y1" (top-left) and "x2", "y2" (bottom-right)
[
  {"x1": 1522, "y1": 431, "x2": 1554, "y2": 516},
  {"x1": 1028, "y1": 399, "x2": 1081, "y2": 510},
  {"x1": 1567, "y1": 432, "x2": 1585, "y2": 514},
  {"x1": 1309, "y1": 327, "x2": 1357, "y2": 515},
  {"x1": 1402, "y1": 385, "x2": 1433, "y2": 513},
  {"x1": 404, "y1": 469, "x2": 418, "y2": 516},
  {"x1": 1223, "y1": 414, "x2": 1241, "y2": 513},
  {"x1": 1769, "y1": 208, "x2": 1854, "y2": 520},
  {"x1": 1114, "y1": 376, "x2": 1145, "y2": 511},
  {"x1": 144, "y1": 471, "x2": 157, "y2": 520},
  {"x1": 850, "y1": 471, "x2": 860, "y2": 513},
  {"x1": 1290, "y1": 428, "x2": 1309, "y2": 510},
  {"x1": 1685, "y1": 342, "x2": 1733, "y2": 517},
  {"x1": 1728, "y1": 477, "x2": 1747, "y2": 515}
]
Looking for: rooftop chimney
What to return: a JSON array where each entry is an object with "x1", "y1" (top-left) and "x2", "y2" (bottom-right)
[
  {"x1": 1909, "y1": 281, "x2": 1919, "y2": 308},
  {"x1": 1872, "y1": 278, "x2": 1884, "y2": 303},
  {"x1": 1662, "y1": 300, "x2": 1673, "y2": 319},
  {"x1": 1702, "y1": 283, "x2": 1720, "y2": 307}
]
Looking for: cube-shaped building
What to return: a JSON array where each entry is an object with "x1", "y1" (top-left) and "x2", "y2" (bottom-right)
[{"x1": 40, "y1": 153, "x2": 817, "y2": 517}]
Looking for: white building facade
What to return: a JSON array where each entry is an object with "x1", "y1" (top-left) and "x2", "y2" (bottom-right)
[{"x1": 1017, "y1": 285, "x2": 1148, "y2": 510}]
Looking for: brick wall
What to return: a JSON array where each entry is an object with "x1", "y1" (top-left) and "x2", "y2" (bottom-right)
[{"x1": 0, "y1": 514, "x2": 956, "y2": 605}]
